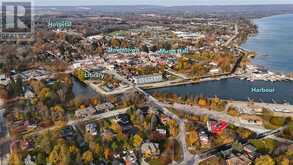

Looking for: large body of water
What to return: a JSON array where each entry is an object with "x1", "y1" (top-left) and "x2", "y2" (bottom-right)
[
  {"x1": 242, "y1": 14, "x2": 293, "y2": 73},
  {"x1": 147, "y1": 78, "x2": 293, "y2": 104},
  {"x1": 148, "y1": 14, "x2": 293, "y2": 104}
]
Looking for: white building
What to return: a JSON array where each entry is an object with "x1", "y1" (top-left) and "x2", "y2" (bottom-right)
[
  {"x1": 0, "y1": 74, "x2": 9, "y2": 86},
  {"x1": 133, "y1": 74, "x2": 163, "y2": 84}
]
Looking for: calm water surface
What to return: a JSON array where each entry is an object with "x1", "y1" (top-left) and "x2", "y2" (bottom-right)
[
  {"x1": 147, "y1": 78, "x2": 293, "y2": 104},
  {"x1": 242, "y1": 14, "x2": 293, "y2": 73}
]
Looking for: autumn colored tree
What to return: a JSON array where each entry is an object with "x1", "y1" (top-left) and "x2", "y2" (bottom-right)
[
  {"x1": 104, "y1": 148, "x2": 112, "y2": 160},
  {"x1": 186, "y1": 130, "x2": 199, "y2": 146},
  {"x1": 82, "y1": 151, "x2": 93, "y2": 165},
  {"x1": 111, "y1": 38, "x2": 121, "y2": 48},
  {"x1": 9, "y1": 151, "x2": 23, "y2": 165},
  {"x1": 255, "y1": 155, "x2": 275, "y2": 165},
  {"x1": 132, "y1": 134, "x2": 143, "y2": 148}
]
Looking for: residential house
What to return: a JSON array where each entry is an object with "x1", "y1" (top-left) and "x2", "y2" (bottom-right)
[
  {"x1": 226, "y1": 154, "x2": 252, "y2": 165},
  {"x1": 244, "y1": 144, "x2": 257, "y2": 159},
  {"x1": 75, "y1": 106, "x2": 96, "y2": 118},
  {"x1": 141, "y1": 143, "x2": 160, "y2": 158},
  {"x1": 239, "y1": 115, "x2": 263, "y2": 125},
  {"x1": 95, "y1": 102, "x2": 115, "y2": 113},
  {"x1": 85, "y1": 123, "x2": 98, "y2": 136}
]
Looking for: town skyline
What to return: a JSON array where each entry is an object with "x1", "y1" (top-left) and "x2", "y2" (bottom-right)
[{"x1": 2, "y1": 0, "x2": 293, "y2": 6}]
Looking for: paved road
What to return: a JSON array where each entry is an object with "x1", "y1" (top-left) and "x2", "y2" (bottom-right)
[
  {"x1": 0, "y1": 107, "x2": 129, "y2": 150},
  {"x1": 196, "y1": 124, "x2": 289, "y2": 163},
  {"x1": 34, "y1": 107, "x2": 129, "y2": 136},
  {"x1": 165, "y1": 69, "x2": 189, "y2": 80},
  {"x1": 162, "y1": 102, "x2": 269, "y2": 134}
]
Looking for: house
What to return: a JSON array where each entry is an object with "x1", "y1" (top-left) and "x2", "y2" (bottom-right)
[
  {"x1": 10, "y1": 139, "x2": 31, "y2": 153},
  {"x1": 95, "y1": 102, "x2": 115, "y2": 112},
  {"x1": 85, "y1": 123, "x2": 98, "y2": 136},
  {"x1": 133, "y1": 74, "x2": 163, "y2": 84},
  {"x1": 117, "y1": 114, "x2": 131, "y2": 125},
  {"x1": 141, "y1": 143, "x2": 160, "y2": 158},
  {"x1": 0, "y1": 74, "x2": 10, "y2": 86},
  {"x1": 75, "y1": 106, "x2": 96, "y2": 118},
  {"x1": 24, "y1": 154, "x2": 36, "y2": 165},
  {"x1": 24, "y1": 88, "x2": 35, "y2": 99},
  {"x1": 101, "y1": 129, "x2": 116, "y2": 141},
  {"x1": 123, "y1": 151, "x2": 138, "y2": 165},
  {"x1": 226, "y1": 154, "x2": 252, "y2": 165},
  {"x1": 199, "y1": 130, "x2": 209, "y2": 146},
  {"x1": 60, "y1": 126, "x2": 75, "y2": 139},
  {"x1": 239, "y1": 115, "x2": 263, "y2": 125},
  {"x1": 244, "y1": 144, "x2": 257, "y2": 159},
  {"x1": 207, "y1": 120, "x2": 228, "y2": 135},
  {"x1": 209, "y1": 68, "x2": 220, "y2": 74},
  {"x1": 156, "y1": 128, "x2": 167, "y2": 136},
  {"x1": 160, "y1": 116, "x2": 171, "y2": 125}
]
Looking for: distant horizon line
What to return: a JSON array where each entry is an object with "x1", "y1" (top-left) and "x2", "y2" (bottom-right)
[{"x1": 32, "y1": 4, "x2": 293, "y2": 7}]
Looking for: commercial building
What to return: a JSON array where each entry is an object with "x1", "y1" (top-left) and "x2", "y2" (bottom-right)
[{"x1": 133, "y1": 74, "x2": 163, "y2": 84}]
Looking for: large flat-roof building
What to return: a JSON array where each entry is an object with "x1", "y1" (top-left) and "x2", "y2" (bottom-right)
[{"x1": 133, "y1": 74, "x2": 163, "y2": 84}]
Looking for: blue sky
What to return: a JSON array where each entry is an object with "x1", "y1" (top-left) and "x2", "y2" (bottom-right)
[{"x1": 2, "y1": 0, "x2": 293, "y2": 6}]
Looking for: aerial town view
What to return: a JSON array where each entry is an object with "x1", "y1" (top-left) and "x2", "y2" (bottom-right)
[{"x1": 1, "y1": 0, "x2": 293, "y2": 165}]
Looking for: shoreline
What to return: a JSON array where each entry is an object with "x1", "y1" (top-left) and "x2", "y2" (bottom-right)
[{"x1": 242, "y1": 14, "x2": 293, "y2": 75}]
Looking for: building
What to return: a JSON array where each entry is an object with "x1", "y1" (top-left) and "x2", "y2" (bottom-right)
[
  {"x1": 123, "y1": 151, "x2": 138, "y2": 165},
  {"x1": 239, "y1": 115, "x2": 263, "y2": 125},
  {"x1": 85, "y1": 123, "x2": 98, "y2": 136},
  {"x1": 133, "y1": 74, "x2": 163, "y2": 84},
  {"x1": 209, "y1": 68, "x2": 220, "y2": 74},
  {"x1": 0, "y1": 74, "x2": 10, "y2": 86},
  {"x1": 24, "y1": 154, "x2": 36, "y2": 165},
  {"x1": 207, "y1": 120, "x2": 228, "y2": 135},
  {"x1": 199, "y1": 130, "x2": 209, "y2": 146},
  {"x1": 24, "y1": 87, "x2": 35, "y2": 99},
  {"x1": 141, "y1": 143, "x2": 160, "y2": 158},
  {"x1": 156, "y1": 128, "x2": 167, "y2": 136},
  {"x1": 75, "y1": 106, "x2": 96, "y2": 118},
  {"x1": 244, "y1": 144, "x2": 257, "y2": 159},
  {"x1": 226, "y1": 154, "x2": 252, "y2": 165},
  {"x1": 95, "y1": 102, "x2": 115, "y2": 112}
]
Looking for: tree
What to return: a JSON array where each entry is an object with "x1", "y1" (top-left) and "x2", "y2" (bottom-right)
[
  {"x1": 227, "y1": 107, "x2": 239, "y2": 117},
  {"x1": 141, "y1": 45, "x2": 149, "y2": 53},
  {"x1": 38, "y1": 130, "x2": 55, "y2": 154},
  {"x1": 111, "y1": 38, "x2": 121, "y2": 48},
  {"x1": 187, "y1": 130, "x2": 199, "y2": 146},
  {"x1": 150, "y1": 115, "x2": 158, "y2": 130},
  {"x1": 111, "y1": 141, "x2": 119, "y2": 152},
  {"x1": 276, "y1": 155, "x2": 289, "y2": 165},
  {"x1": 270, "y1": 117, "x2": 286, "y2": 127},
  {"x1": 104, "y1": 148, "x2": 112, "y2": 160},
  {"x1": 89, "y1": 143, "x2": 100, "y2": 156},
  {"x1": 36, "y1": 152, "x2": 47, "y2": 165},
  {"x1": 73, "y1": 68, "x2": 86, "y2": 81},
  {"x1": 120, "y1": 40, "x2": 128, "y2": 48},
  {"x1": 15, "y1": 75, "x2": 23, "y2": 96},
  {"x1": 9, "y1": 152, "x2": 23, "y2": 165},
  {"x1": 237, "y1": 128, "x2": 252, "y2": 139},
  {"x1": 198, "y1": 98, "x2": 208, "y2": 106},
  {"x1": 250, "y1": 139, "x2": 277, "y2": 153},
  {"x1": 48, "y1": 141, "x2": 71, "y2": 165},
  {"x1": 132, "y1": 134, "x2": 143, "y2": 148},
  {"x1": 82, "y1": 151, "x2": 93, "y2": 165},
  {"x1": 255, "y1": 155, "x2": 275, "y2": 165}
]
